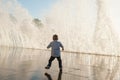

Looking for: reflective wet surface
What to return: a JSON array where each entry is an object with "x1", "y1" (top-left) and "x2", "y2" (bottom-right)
[{"x1": 0, "y1": 47, "x2": 120, "y2": 80}]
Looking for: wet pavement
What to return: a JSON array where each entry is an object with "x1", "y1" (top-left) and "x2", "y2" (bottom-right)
[{"x1": 0, "y1": 47, "x2": 120, "y2": 80}]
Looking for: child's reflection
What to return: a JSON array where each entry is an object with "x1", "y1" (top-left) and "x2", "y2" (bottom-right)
[{"x1": 45, "y1": 71, "x2": 62, "y2": 80}]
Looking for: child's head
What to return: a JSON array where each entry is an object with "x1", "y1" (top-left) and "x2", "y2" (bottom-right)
[{"x1": 53, "y1": 34, "x2": 58, "y2": 40}]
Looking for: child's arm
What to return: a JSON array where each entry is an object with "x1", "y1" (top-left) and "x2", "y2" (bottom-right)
[
  {"x1": 47, "y1": 42, "x2": 52, "y2": 49},
  {"x1": 60, "y1": 43, "x2": 64, "y2": 51}
]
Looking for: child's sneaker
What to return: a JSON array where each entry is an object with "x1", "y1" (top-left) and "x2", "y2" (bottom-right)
[{"x1": 45, "y1": 66, "x2": 50, "y2": 69}]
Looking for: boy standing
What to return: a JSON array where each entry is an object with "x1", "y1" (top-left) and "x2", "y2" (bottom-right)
[{"x1": 45, "y1": 34, "x2": 64, "y2": 72}]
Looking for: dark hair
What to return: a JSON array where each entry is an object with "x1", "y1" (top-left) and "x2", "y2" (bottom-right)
[{"x1": 53, "y1": 34, "x2": 58, "y2": 40}]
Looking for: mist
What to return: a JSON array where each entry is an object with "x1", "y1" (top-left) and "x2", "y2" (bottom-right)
[{"x1": 0, "y1": 0, "x2": 120, "y2": 55}]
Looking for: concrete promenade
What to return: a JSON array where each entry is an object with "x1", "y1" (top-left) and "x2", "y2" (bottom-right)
[{"x1": 0, "y1": 47, "x2": 119, "y2": 80}]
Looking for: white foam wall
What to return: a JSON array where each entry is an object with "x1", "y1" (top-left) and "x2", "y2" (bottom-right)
[
  {"x1": 45, "y1": 0, "x2": 120, "y2": 55},
  {"x1": 0, "y1": 0, "x2": 120, "y2": 55},
  {"x1": 0, "y1": 0, "x2": 45, "y2": 49}
]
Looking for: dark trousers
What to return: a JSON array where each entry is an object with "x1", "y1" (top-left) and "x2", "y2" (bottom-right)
[{"x1": 47, "y1": 56, "x2": 62, "y2": 68}]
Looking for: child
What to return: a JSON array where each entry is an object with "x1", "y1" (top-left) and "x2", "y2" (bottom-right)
[{"x1": 45, "y1": 34, "x2": 64, "y2": 71}]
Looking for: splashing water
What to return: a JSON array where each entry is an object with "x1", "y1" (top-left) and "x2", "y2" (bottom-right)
[
  {"x1": 0, "y1": 0, "x2": 47, "y2": 49},
  {"x1": 45, "y1": 0, "x2": 120, "y2": 55},
  {"x1": 0, "y1": 0, "x2": 120, "y2": 55}
]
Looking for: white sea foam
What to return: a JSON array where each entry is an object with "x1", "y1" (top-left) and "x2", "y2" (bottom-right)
[
  {"x1": 0, "y1": 0, "x2": 120, "y2": 55},
  {"x1": 45, "y1": 0, "x2": 120, "y2": 55}
]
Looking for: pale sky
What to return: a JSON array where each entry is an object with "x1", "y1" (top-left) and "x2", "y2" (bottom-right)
[{"x1": 17, "y1": 0, "x2": 58, "y2": 18}]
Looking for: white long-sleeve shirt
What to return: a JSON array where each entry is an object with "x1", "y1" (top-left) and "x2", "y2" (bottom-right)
[{"x1": 47, "y1": 40, "x2": 63, "y2": 57}]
